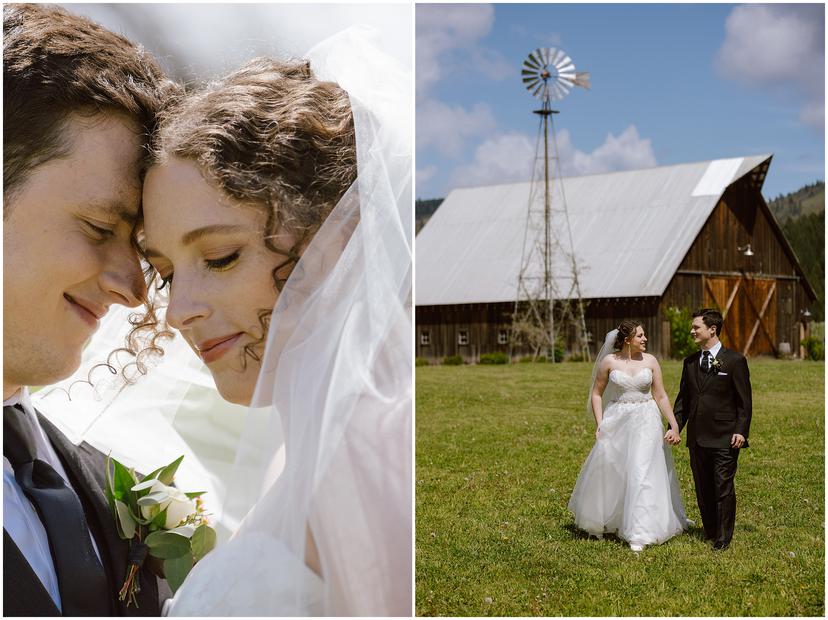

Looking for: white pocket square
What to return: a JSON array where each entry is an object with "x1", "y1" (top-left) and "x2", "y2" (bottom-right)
[{"x1": 717, "y1": 372, "x2": 728, "y2": 376}]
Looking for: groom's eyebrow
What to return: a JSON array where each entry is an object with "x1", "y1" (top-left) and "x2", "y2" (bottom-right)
[{"x1": 84, "y1": 200, "x2": 139, "y2": 226}]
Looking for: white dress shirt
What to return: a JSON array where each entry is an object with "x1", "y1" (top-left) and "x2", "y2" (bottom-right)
[
  {"x1": 4, "y1": 388, "x2": 101, "y2": 610},
  {"x1": 700, "y1": 340, "x2": 723, "y2": 368}
]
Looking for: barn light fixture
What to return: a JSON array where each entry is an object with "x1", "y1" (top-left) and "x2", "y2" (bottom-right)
[
  {"x1": 801, "y1": 308, "x2": 812, "y2": 320},
  {"x1": 737, "y1": 243, "x2": 754, "y2": 257}
]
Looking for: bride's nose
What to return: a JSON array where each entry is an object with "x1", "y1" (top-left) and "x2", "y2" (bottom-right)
[{"x1": 165, "y1": 275, "x2": 212, "y2": 329}]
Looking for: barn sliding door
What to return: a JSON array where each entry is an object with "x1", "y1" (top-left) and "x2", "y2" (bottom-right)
[{"x1": 703, "y1": 275, "x2": 777, "y2": 356}]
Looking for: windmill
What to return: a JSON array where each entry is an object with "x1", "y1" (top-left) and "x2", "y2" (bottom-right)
[{"x1": 510, "y1": 48, "x2": 591, "y2": 362}]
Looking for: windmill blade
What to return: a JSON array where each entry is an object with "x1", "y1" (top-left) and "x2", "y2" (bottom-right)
[
  {"x1": 524, "y1": 55, "x2": 542, "y2": 71},
  {"x1": 574, "y1": 72, "x2": 591, "y2": 89}
]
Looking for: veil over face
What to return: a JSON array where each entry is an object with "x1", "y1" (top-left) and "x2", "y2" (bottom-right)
[{"x1": 34, "y1": 25, "x2": 412, "y2": 616}]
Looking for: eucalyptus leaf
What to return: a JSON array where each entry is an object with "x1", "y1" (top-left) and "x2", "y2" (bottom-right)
[
  {"x1": 164, "y1": 554, "x2": 193, "y2": 594},
  {"x1": 191, "y1": 524, "x2": 217, "y2": 562},
  {"x1": 145, "y1": 530, "x2": 191, "y2": 559},
  {"x1": 168, "y1": 524, "x2": 196, "y2": 538},
  {"x1": 114, "y1": 500, "x2": 136, "y2": 539},
  {"x1": 184, "y1": 491, "x2": 207, "y2": 500},
  {"x1": 157, "y1": 455, "x2": 185, "y2": 486},
  {"x1": 137, "y1": 491, "x2": 170, "y2": 507}
]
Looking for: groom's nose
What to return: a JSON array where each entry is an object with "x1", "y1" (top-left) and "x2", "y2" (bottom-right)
[{"x1": 99, "y1": 248, "x2": 147, "y2": 308}]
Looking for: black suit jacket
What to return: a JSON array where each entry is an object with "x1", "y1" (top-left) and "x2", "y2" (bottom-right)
[
  {"x1": 3, "y1": 412, "x2": 171, "y2": 616},
  {"x1": 673, "y1": 346, "x2": 752, "y2": 449}
]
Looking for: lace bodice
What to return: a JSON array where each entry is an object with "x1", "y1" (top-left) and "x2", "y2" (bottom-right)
[{"x1": 608, "y1": 367, "x2": 654, "y2": 403}]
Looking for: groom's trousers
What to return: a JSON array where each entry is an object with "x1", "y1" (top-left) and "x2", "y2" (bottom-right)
[{"x1": 688, "y1": 446, "x2": 739, "y2": 547}]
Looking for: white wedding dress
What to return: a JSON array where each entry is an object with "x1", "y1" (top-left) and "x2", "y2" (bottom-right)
[{"x1": 568, "y1": 367, "x2": 688, "y2": 548}]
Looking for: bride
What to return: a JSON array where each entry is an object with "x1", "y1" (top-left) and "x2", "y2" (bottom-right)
[
  {"x1": 35, "y1": 28, "x2": 411, "y2": 616},
  {"x1": 568, "y1": 320, "x2": 689, "y2": 552}
]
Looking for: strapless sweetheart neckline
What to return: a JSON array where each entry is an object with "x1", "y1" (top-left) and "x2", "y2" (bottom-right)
[{"x1": 610, "y1": 367, "x2": 652, "y2": 380}]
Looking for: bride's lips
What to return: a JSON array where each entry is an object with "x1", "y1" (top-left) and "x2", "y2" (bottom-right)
[
  {"x1": 197, "y1": 333, "x2": 244, "y2": 363},
  {"x1": 64, "y1": 293, "x2": 104, "y2": 329}
]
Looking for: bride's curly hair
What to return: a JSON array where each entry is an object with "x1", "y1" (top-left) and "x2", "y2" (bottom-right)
[
  {"x1": 120, "y1": 57, "x2": 357, "y2": 376},
  {"x1": 614, "y1": 319, "x2": 642, "y2": 351}
]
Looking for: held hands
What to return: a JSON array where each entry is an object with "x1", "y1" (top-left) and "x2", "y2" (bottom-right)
[
  {"x1": 730, "y1": 433, "x2": 746, "y2": 448},
  {"x1": 664, "y1": 428, "x2": 681, "y2": 446}
]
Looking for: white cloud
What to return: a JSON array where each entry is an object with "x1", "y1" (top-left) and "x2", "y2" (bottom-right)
[
  {"x1": 450, "y1": 125, "x2": 657, "y2": 189},
  {"x1": 716, "y1": 4, "x2": 824, "y2": 130},
  {"x1": 559, "y1": 126, "x2": 657, "y2": 176},
  {"x1": 450, "y1": 132, "x2": 536, "y2": 188},
  {"x1": 416, "y1": 4, "x2": 495, "y2": 96},
  {"x1": 417, "y1": 99, "x2": 497, "y2": 158},
  {"x1": 416, "y1": 3, "x2": 511, "y2": 98}
]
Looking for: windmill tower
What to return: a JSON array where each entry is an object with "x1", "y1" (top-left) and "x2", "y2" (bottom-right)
[{"x1": 510, "y1": 48, "x2": 591, "y2": 362}]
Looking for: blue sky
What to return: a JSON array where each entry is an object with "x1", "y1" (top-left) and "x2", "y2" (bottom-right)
[{"x1": 416, "y1": 4, "x2": 825, "y2": 200}]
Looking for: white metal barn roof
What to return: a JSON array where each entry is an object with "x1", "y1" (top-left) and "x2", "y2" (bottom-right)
[{"x1": 415, "y1": 154, "x2": 772, "y2": 306}]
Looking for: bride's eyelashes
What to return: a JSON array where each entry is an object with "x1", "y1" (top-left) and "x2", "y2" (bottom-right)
[
  {"x1": 155, "y1": 250, "x2": 242, "y2": 290},
  {"x1": 205, "y1": 249, "x2": 241, "y2": 272}
]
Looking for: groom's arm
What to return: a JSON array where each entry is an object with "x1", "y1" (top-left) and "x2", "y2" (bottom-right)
[
  {"x1": 732, "y1": 355, "x2": 752, "y2": 440},
  {"x1": 673, "y1": 360, "x2": 688, "y2": 433}
]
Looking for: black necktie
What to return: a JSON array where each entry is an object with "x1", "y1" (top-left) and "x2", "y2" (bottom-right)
[
  {"x1": 701, "y1": 351, "x2": 711, "y2": 373},
  {"x1": 3, "y1": 405, "x2": 111, "y2": 616}
]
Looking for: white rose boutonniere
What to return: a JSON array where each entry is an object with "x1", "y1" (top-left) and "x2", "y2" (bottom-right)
[
  {"x1": 710, "y1": 357, "x2": 723, "y2": 373},
  {"x1": 105, "y1": 455, "x2": 216, "y2": 607}
]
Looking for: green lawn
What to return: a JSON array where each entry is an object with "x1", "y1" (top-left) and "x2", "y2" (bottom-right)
[{"x1": 416, "y1": 360, "x2": 824, "y2": 616}]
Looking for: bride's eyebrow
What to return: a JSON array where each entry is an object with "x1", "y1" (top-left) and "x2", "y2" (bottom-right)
[{"x1": 143, "y1": 224, "x2": 247, "y2": 260}]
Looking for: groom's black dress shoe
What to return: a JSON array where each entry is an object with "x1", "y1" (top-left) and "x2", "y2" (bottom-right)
[{"x1": 712, "y1": 541, "x2": 730, "y2": 551}]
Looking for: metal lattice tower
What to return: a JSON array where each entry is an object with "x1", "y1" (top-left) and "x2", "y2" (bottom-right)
[{"x1": 510, "y1": 48, "x2": 591, "y2": 362}]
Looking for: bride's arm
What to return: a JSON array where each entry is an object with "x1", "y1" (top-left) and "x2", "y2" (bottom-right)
[
  {"x1": 649, "y1": 357, "x2": 680, "y2": 443},
  {"x1": 591, "y1": 358, "x2": 611, "y2": 430}
]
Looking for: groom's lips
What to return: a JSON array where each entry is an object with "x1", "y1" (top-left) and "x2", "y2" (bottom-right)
[
  {"x1": 64, "y1": 294, "x2": 104, "y2": 329},
  {"x1": 197, "y1": 333, "x2": 243, "y2": 363}
]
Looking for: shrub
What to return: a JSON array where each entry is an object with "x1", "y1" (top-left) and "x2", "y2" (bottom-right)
[
  {"x1": 665, "y1": 306, "x2": 697, "y2": 359},
  {"x1": 443, "y1": 355, "x2": 463, "y2": 366},
  {"x1": 479, "y1": 352, "x2": 509, "y2": 364},
  {"x1": 801, "y1": 336, "x2": 825, "y2": 361},
  {"x1": 415, "y1": 357, "x2": 430, "y2": 367}
]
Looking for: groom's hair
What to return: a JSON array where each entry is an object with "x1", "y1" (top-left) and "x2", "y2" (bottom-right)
[
  {"x1": 3, "y1": 3, "x2": 174, "y2": 206},
  {"x1": 693, "y1": 308, "x2": 723, "y2": 336}
]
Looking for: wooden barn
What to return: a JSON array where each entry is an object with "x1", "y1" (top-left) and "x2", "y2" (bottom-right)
[{"x1": 415, "y1": 154, "x2": 817, "y2": 361}]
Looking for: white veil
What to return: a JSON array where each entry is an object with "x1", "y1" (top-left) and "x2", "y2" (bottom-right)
[
  {"x1": 33, "y1": 25, "x2": 411, "y2": 616},
  {"x1": 586, "y1": 329, "x2": 620, "y2": 423}
]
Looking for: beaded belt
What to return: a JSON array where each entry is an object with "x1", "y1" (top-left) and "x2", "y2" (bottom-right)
[{"x1": 613, "y1": 394, "x2": 654, "y2": 404}]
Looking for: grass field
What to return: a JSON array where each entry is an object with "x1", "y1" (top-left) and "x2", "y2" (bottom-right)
[{"x1": 416, "y1": 360, "x2": 824, "y2": 616}]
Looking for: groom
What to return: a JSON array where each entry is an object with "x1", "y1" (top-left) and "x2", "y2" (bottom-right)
[
  {"x1": 4, "y1": 4, "x2": 173, "y2": 615},
  {"x1": 673, "y1": 308, "x2": 752, "y2": 551}
]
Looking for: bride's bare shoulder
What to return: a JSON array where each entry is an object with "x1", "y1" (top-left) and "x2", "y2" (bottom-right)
[{"x1": 642, "y1": 352, "x2": 661, "y2": 368}]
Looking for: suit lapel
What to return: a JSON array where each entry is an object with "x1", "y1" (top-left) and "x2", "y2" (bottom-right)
[
  {"x1": 36, "y1": 413, "x2": 165, "y2": 617},
  {"x1": 3, "y1": 529, "x2": 61, "y2": 616},
  {"x1": 36, "y1": 414, "x2": 121, "y2": 614},
  {"x1": 688, "y1": 351, "x2": 702, "y2": 392}
]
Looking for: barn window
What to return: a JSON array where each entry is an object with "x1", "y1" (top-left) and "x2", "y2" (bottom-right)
[
  {"x1": 458, "y1": 330, "x2": 469, "y2": 346},
  {"x1": 498, "y1": 329, "x2": 509, "y2": 344},
  {"x1": 420, "y1": 330, "x2": 430, "y2": 346}
]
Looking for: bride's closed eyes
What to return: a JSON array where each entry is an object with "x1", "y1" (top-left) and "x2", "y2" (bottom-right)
[{"x1": 156, "y1": 249, "x2": 243, "y2": 290}]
